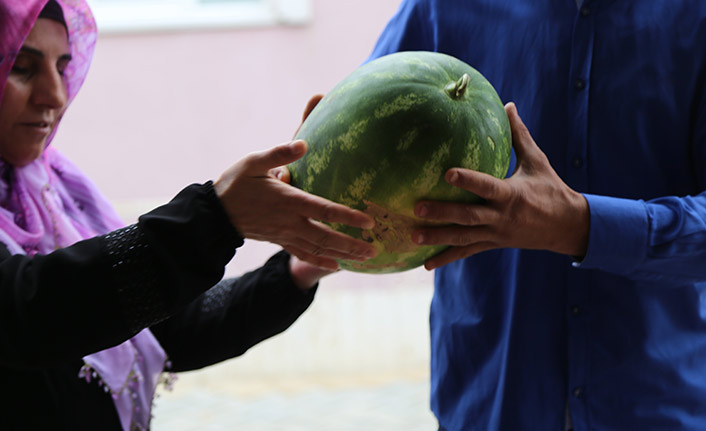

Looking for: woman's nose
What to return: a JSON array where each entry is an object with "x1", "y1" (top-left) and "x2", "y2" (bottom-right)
[{"x1": 32, "y1": 68, "x2": 68, "y2": 110}]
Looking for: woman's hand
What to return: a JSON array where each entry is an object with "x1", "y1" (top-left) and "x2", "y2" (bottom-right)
[
  {"x1": 412, "y1": 102, "x2": 590, "y2": 270},
  {"x1": 288, "y1": 254, "x2": 337, "y2": 290},
  {"x1": 214, "y1": 140, "x2": 377, "y2": 271}
]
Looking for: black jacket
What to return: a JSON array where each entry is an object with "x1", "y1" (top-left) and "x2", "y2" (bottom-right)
[{"x1": 0, "y1": 182, "x2": 316, "y2": 430}]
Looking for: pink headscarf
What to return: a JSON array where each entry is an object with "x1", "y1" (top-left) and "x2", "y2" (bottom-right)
[{"x1": 0, "y1": 1, "x2": 169, "y2": 429}]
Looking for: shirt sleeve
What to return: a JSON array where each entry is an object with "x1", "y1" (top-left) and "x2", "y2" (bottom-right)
[
  {"x1": 150, "y1": 250, "x2": 317, "y2": 372},
  {"x1": 0, "y1": 182, "x2": 243, "y2": 368},
  {"x1": 576, "y1": 90, "x2": 706, "y2": 285},
  {"x1": 576, "y1": 193, "x2": 706, "y2": 284}
]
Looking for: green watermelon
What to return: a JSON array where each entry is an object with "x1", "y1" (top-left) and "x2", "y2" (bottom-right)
[{"x1": 289, "y1": 51, "x2": 511, "y2": 273}]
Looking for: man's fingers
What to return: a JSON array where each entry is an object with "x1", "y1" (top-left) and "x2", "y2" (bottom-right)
[
  {"x1": 444, "y1": 168, "x2": 509, "y2": 201},
  {"x1": 302, "y1": 94, "x2": 324, "y2": 121},
  {"x1": 414, "y1": 200, "x2": 498, "y2": 226},
  {"x1": 245, "y1": 140, "x2": 308, "y2": 174},
  {"x1": 424, "y1": 243, "x2": 496, "y2": 270},
  {"x1": 505, "y1": 102, "x2": 531, "y2": 154},
  {"x1": 293, "y1": 94, "x2": 325, "y2": 138},
  {"x1": 412, "y1": 226, "x2": 494, "y2": 247},
  {"x1": 505, "y1": 102, "x2": 542, "y2": 165}
]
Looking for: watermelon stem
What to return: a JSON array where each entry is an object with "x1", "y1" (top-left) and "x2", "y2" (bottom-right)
[{"x1": 445, "y1": 73, "x2": 471, "y2": 99}]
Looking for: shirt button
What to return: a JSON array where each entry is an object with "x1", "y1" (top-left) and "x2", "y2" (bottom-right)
[
  {"x1": 580, "y1": 6, "x2": 591, "y2": 17},
  {"x1": 573, "y1": 387, "x2": 584, "y2": 398},
  {"x1": 571, "y1": 305, "x2": 581, "y2": 316},
  {"x1": 574, "y1": 79, "x2": 586, "y2": 90},
  {"x1": 572, "y1": 157, "x2": 584, "y2": 168}
]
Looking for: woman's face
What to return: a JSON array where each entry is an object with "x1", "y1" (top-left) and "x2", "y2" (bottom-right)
[{"x1": 0, "y1": 18, "x2": 71, "y2": 167}]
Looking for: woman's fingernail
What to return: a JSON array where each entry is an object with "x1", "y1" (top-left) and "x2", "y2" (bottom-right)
[
  {"x1": 289, "y1": 141, "x2": 305, "y2": 155},
  {"x1": 414, "y1": 233, "x2": 425, "y2": 245},
  {"x1": 416, "y1": 204, "x2": 428, "y2": 217},
  {"x1": 448, "y1": 170, "x2": 459, "y2": 184}
]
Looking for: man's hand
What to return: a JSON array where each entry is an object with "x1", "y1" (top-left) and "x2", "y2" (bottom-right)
[
  {"x1": 214, "y1": 140, "x2": 377, "y2": 271},
  {"x1": 412, "y1": 102, "x2": 589, "y2": 270}
]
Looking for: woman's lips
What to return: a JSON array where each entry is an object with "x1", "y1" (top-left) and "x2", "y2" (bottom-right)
[{"x1": 20, "y1": 122, "x2": 52, "y2": 135}]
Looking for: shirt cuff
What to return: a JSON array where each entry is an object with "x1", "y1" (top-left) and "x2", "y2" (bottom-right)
[{"x1": 573, "y1": 194, "x2": 649, "y2": 274}]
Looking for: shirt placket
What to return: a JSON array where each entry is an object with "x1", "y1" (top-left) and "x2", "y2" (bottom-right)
[{"x1": 566, "y1": 1, "x2": 596, "y2": 430}]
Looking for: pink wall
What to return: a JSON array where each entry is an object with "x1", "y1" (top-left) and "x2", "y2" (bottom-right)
[
  {"x1": 54, "y1": 0, "x2": 401, "y2": 203},
  {"x1": 51, "y1": 0, "x2": 435, "y2": 285}
]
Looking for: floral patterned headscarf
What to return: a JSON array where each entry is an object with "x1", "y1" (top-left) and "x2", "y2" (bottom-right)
[{"x1": 0, "y1": 1, "x2": 168, "y2": 429}]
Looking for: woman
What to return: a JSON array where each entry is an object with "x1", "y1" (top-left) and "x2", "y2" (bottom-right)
[{"x1": 0, "y1": 1, "x2": 376, "y2": 429}]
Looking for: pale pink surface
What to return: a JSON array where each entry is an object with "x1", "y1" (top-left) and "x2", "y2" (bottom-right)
[{"x1": 53, "y1": 0, "x2": 402, "y2": 275}]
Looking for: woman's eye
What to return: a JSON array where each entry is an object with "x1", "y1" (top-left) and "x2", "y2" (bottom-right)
[
  {"x1": 10, "y1": 56, "x2": 34, "y2": 78},
  {"x1": 57, "y1": 62, "x2": 69, "y2": 77},
  {"x1": 11, "y1": 65, "x2": 32, "y2": 76}
]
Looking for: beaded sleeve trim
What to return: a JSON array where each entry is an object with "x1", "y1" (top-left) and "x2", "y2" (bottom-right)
[{"x1": 102, "y1": 224, "x2": 169, "y2": 333}]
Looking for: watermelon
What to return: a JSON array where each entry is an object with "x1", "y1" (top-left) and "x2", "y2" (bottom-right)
[{"x1": 289, "y1": 51, "x2": 511, "y2": 273}]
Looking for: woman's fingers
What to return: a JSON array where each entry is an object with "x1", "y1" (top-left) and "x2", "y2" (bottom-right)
[
  {"x1": 288, "y1": 187, "x2": 375, "y2": 230},
  {"x1": 216, "y1": 136, "x2": 379, "y2": 262},
  {"x1": 249, "y1": 218, "x2": 377, "y2": 261},
  {"x1": 284, "y1": 245, "x2": 340, "y2": 271},
  {"x1": 292, "y1": 219, "x2": 377, "y2": 260},
  {"x1": 270, "y1": 166, "x2": 291, "y2": 184},
  {"x1": 244, "y1": 140, "x2": 308, "y2": 174}
]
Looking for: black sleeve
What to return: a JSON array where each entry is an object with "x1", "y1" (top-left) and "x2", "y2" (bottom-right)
[
  {"x1": 150, "y1": 250, "x2": 317, "y2": 372},
  {"x1": 0, "y1": 182, "x2": 242, "y2": 369}
]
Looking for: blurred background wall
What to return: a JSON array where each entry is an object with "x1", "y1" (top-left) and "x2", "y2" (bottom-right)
[{"x1": 53, "y1": 0, "x2": 438, "y2": 428}]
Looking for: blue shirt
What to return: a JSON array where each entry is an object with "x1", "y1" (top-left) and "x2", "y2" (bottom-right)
[{"x1": 367, "y1": 1, "x2": 706, "y2": 430}]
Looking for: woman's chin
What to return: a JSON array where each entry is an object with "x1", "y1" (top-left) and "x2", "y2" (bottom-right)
[{"x1": 1, "y1": 149, "x2": 44, "y2": 167}]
